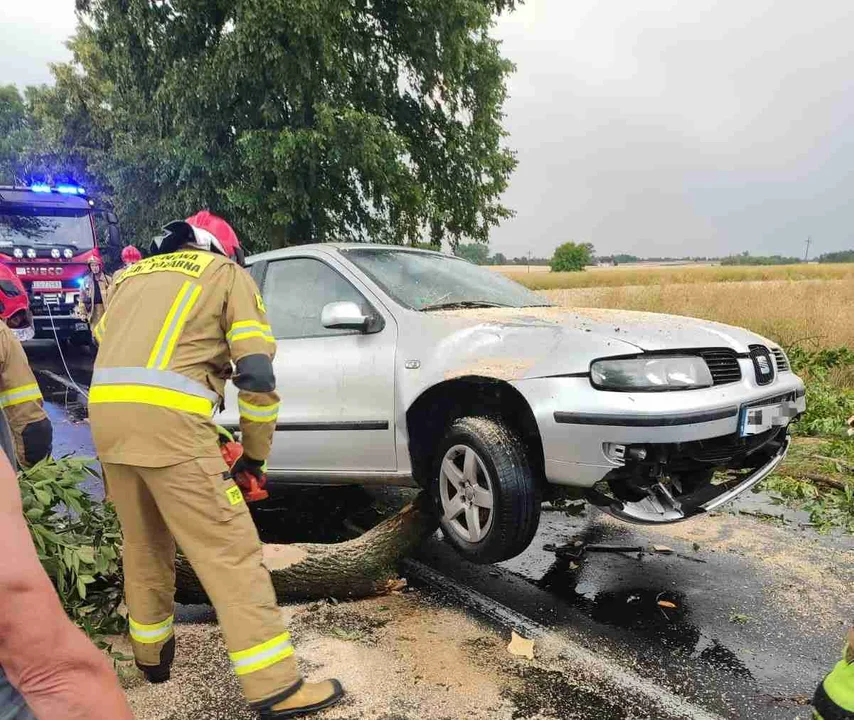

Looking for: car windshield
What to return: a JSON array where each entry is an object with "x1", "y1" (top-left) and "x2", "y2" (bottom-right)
[
  {"x1": 343, "y1": 248, "x2": 549, "y2": 311},
  {"x1": 0, "y1": 207, "x2": 95, "y2": 249}
]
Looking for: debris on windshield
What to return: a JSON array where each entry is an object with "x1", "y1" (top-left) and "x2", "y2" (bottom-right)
[{"x1": 421, "y1": 300, "x2": 511, "y2": 311}]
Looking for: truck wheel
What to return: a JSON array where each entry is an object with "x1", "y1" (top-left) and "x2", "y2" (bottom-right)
[{"x1": 431, "y1": 416, "x2": 541, "y2": 564}]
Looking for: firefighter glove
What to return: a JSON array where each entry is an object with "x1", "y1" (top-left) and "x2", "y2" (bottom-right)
[{"x1": 232, "y1": 455, "x2": 265, "y2": 483}]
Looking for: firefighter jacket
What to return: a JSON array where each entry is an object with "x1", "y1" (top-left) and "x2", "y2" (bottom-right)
[
  {"x1": 89, "y1": 248, "x2": 279, "y2": 467},
  {"x1": 0, "y1": 323, "x2": 52, "y2": 467},
  {"x1": 79, "y1": 273, "x2": 111, "y2": 328}
]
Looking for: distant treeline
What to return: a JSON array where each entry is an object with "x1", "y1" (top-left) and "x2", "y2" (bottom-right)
[
  {"x1": 818, "y1": 250, "x2": 854, "y2": 263},
  {"x1": 720, "y1": 254, "x2": 802, "y2": 266},
  {"x1": 457, "y1": 242, "x2": 854, "y2": 267},
  {"x1": 608, "y1": 254, "x2": 713, "y2": 264},
  {"x1": 494, "y1": 255, "x2": 551, "y2": 266},
  {"x1": 721, "y1": 250, "x2": 854, "y2": 265}
]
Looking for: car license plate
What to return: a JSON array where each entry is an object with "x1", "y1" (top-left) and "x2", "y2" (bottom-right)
[
  {"x1": 32, "y1": 280, "x2": 62, "y2": 290},
  {"x1": 739, "y1": 399, "x2": 798, "y2": 437}
]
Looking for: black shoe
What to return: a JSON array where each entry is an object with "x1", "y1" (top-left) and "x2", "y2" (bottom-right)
[{"x1": 136, "y1": 636, "x2": 175, "y2": 684}]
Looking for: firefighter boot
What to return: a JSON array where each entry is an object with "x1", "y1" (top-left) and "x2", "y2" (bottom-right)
[
  {"x1": 137, "y1": 636, "x2": 175, "y2": 684},
  {"x1": 260, "y1": 679, "x2": 345, "y2": 718},
  {"x1": 813, "y1": 631, "x2": 854, "y2": 720}
]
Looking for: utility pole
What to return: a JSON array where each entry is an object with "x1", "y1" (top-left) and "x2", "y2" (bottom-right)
[
  {"x1": 804, "y1": 236, "x2": 812, "y2": 262},
  {"x1": 527, "y1": 250, "x2": 532, "y2": 273}
]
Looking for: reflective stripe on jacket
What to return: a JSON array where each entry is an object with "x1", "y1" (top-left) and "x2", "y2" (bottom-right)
[{"x1": 0, "y1": 324, "x2": 50, "y2": 467}]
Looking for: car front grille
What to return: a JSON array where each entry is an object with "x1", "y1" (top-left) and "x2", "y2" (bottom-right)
[
  {"x1": 770, "y1": 347, "x2": 790, "y2": 372},
  {"x1": 698, "y1": 349, "x2": 742, "y2": 386},
  {"x1": 684, "y1": 427, "x2": 783, "y2": 464}
]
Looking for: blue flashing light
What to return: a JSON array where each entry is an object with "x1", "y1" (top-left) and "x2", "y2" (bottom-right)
[
  {"x1": 30, "y1": 183, "x2": 52, "y2": 193},
  {"x1": 56, "y1": 184, "x2": 85, "y2": 195},
  {"x1": 74, "y1": 277, "x2": 85, "y2": 288}
]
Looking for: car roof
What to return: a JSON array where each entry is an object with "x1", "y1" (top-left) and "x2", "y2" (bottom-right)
[{"x1": 246, "y1": 243, "x2": 455, "y2": 265}]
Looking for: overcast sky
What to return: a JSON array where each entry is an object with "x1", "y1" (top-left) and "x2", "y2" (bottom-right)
[{"x1": 3, "y1": 1, "x2": 853, "y2": 259}]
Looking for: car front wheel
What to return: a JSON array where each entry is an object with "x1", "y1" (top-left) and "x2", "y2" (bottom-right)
[{"x1": 431, "y1": 416, "x2": 541, "y2": 564}]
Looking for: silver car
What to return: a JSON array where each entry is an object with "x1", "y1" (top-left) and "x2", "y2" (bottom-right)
[{"x1": 219, "y1": 245, "x2": 805, "y2": 563}]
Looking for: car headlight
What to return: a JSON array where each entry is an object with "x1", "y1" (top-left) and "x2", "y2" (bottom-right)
[
  {"x1": 51, "y1": 248, "x2": 61, "y2": 258},
  {"x1": 63, "y1": 248, "x2": 74, "y2": 259},
  {"x1": 590, "y1": 356, "x2": 714, "y2": 391},
  {"x1": 12, "y1": 248, "x2": 23, "y2": 259},
  {"x1": 26, "y1": 248, "x2": 37, "y2": 259}
]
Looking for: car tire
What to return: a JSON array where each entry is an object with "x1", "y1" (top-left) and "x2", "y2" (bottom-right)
[{"x1": 431, "y1": 416, "x2": 541, "y2": 564}]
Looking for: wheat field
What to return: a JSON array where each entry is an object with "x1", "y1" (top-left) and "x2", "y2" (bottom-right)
[
  {"x1": 542, "y1": 278, "x2": 854, "y2": 350},
  {"x1": 501, "y1": 262, "x2": 854, "y2": 290}
]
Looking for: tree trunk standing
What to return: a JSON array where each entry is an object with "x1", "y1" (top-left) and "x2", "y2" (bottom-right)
[{"x1": 174, "y1": 492, "x2": 439, "y2": 605}]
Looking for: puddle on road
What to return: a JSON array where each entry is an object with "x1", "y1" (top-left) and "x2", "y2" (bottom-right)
[
  {"x1": 35, "y1": 370, "x2": 89, "y2": 424},
  {"x1": 536, "y1": 556, "x2": 753, "y2": 680},
  {"x1": 33, "y1": 369, "x2": 102, "y2": 498},
  {"x1": 501, "y1": 520, "x2": 756, "y2": 685}
]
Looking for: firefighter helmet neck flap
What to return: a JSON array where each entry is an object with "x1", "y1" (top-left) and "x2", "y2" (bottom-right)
[{"x1": 151, "y1": 211, "x2": 245, "y2": 265}]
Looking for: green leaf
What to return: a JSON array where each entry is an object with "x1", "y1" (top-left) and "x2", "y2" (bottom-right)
[
  {"x1": 77, "y1": 546, "x2": 95, "y2": 565},
  {"x1": 34, "y1": 488, "x2": 52, "y2": 506},
  {"x1": 17, "y1": 456, "x2": 125, "y2": 644}
]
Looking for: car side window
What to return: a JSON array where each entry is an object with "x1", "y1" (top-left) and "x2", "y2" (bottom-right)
[{"x1": 262, "y1": 257, "x2": 373, "y2": 339}]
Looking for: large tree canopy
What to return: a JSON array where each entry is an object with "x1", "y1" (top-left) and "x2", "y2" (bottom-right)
[{"x1": 14, "y1": 0, "x2": 518, "y2": 253}]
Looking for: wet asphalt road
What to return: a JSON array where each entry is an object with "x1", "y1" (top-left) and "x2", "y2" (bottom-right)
[{"x1": 26, "y1": 340, "x2": 854, "y2": 720}]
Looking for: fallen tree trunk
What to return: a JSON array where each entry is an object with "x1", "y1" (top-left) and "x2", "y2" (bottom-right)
[{"x1": 174, "y1": 491, "x2": 439, "y2": 604}]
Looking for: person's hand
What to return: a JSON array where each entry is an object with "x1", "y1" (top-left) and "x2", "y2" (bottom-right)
[{"x1": 231, "y1": 455, "x2": 265, "y2": 483}]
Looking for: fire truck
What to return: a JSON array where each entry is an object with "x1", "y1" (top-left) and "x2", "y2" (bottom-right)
[{"x1": 0, "y1": 183, "x2": 119, "y2": 343}]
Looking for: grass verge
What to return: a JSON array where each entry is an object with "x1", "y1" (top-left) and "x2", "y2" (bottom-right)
[{"x1": 767, "y1": 437, "x2": 854, "y2": 533}]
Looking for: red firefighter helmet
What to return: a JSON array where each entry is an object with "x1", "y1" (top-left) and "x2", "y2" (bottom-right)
[
  {"x1": 121, "y1": 245, "x2": 142, "y2": 264},
  {"x1": 0, "y1": 265, "x2": 34, "y2": 340},
  {"x1": 152, "y1": 211, "x2": 245, "y2": 265}
]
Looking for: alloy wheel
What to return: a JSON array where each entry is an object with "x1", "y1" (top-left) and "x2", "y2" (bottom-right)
[{"x1": 438, "y1": 444, "x2": 495, "y2": 543}]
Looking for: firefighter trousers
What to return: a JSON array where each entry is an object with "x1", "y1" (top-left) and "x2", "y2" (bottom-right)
[{"x1": 102, "y1": 457, "x2": 302, "y2": 706}]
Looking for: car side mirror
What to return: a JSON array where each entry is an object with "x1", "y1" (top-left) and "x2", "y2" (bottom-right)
[{"x1": 321, "y1": 301, "x2": 369, "y2": 331}]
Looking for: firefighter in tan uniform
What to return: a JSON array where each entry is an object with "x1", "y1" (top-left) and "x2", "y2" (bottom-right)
[
  {"x1": 0, "y1": 265, "x2": 52, "y2": 468},
  {"x1": 79, "y1": 257, "x2": 111, "y2": 332},
  {"x1": 88, "y1": 212, "x2": 343, "y2": 718}
]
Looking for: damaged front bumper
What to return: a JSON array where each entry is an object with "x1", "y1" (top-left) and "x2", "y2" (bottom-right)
[{"x1": 588, "y1": 433, "x2": 791, "y2": 524}]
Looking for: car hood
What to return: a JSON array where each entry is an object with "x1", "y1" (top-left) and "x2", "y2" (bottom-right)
[{"x1": 409, "y1": 306, "x2": 770, "y2": 380}]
